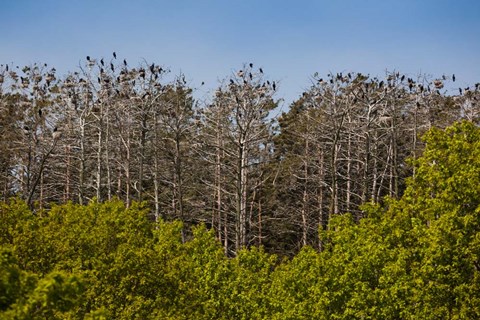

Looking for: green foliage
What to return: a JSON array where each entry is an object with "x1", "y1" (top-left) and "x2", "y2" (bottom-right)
[{"x1": 0, "y1": 121, "x2": 479, "y2": 318}]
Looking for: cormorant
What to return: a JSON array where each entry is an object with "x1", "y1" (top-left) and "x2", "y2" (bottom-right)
[
  {"x1": 113, "y1": 52, "x2": 117, "y2": 59},
  {"x1": 452, "y1": 74, "x2": 455, "y2": 82},
  {"x1": 259, "y1": 68, "x2": 263, "y2": 74}
]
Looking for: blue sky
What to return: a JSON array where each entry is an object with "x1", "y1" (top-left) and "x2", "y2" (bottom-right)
[{"x1": 1, "y1": 0, "x2": 479, "y2": 107}]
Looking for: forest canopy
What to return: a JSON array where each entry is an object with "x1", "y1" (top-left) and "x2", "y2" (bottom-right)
[
  {"x1": 1, "y1": 57, "x2": 479, "y2": 255},
  {"x1": 0, "y1": 120, "x2": 479, "y2": 319}
]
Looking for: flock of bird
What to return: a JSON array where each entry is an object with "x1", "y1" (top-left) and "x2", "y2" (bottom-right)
[{"x1": 1, "y1": 53, "x2": 479, "y2": 103}]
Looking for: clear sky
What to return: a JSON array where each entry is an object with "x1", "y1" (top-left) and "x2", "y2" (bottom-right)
[{"x1": 1, "y1": 0, "x2": 479, "y2": 107}]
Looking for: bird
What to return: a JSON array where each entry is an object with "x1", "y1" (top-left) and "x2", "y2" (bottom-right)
[
  {"x1": 201, "y1": 81, "x2": 205, "y2": 85},
  {"x1": 401, "y1": 75, "x2": 405, "y2": 82},
  {"x1": 259, "y1": 68, "x2": 263, "y2": 74},
  {"x1": 272, "y1": 81, "x2": 276, "y2": 91},
  {"x1": 113, "y1": 52, "x2": 117, "y2": 59},
  {"x1": 249, "y1": 63, "x2": 253, "y2": 68},
  {"x1": 249, "y1": 73, "x2": 253, "y2": 80},
  {"x1": 110, "y1": 63, "x2": 115, "y2": 72},
  {"x1": 230, "y1": 79, "x2": 234, "y2": 85},
  {"x1": 150, "y1": 63, "x2": 155, "y2": 74},
  {"x1": 452, "y1": 74, "x2": 455, "y2": 82},
  {"x1": 38, "y1": 108, "x2": 42, "y2": 117},
  {"x1": 86, "y1": 56, "x2": 90, "y2": 61},
  {"x1": 123, "y1": 59, "x2": 127, "y2": 66},
  {"x1": 100, "y1": 58, "x2": 104, "y2": 66}
]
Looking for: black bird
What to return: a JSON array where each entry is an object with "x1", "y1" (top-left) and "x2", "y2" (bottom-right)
[
  {"x1": 24, "y1": 125, "x2": 29, "y2": 131},
  {"x1": 272, "y1": 81, "x2": 276, "y2": 91},
  {"x1": 249, "y1": 63, "x2": 253, "y2": 68},
  {"x1": 267, "y1": 80, "x2": 270, "y2": 85},
  {"x1": 86, "y1": 56, "x2": 90, "y2": 61},
  {"x1": 38, "y1": 108, "x2": 42, "y2": 117},
  {"x1": 100, "y1": 58, "x2": 104, "y2": 66},
  {"x1": 123, "y1": 59, "x2": 127, "y2": 66},
  {"x1": 150, "y1": 63, "x2": 155, "y2": 74},
  {"x1": 113, "y1": 52, "x2": 117, "y2": 59},
  {"x1": 401, "y1": 75, "x2": 405, "y2": 81},
  {"x1": 452, "y1": 74, "x2": 455, "y2": 82},
  {"x1": 230, "y1": 79, "x2": 234, "y2": 84},
  {"x1": 249, "y1": 72, "x2": 253, "y2": 80},
  {"x1": 201, "y1": 81, "x2": 205, "y2": 85},
  {"x1": 379, "y1": 81, "x2": 384, "y2": 88},
  {"x1": 259, "y1": 68, "x2": 263, "y2": 74},
  {"x1": 53, "y1": 127, "x2": 57, "y2": 132},
  {"x1": 6, "y1": 65, "x2": 8, "y2": 71},
  {"x1": 98, "y1": 77, "x2": 101, "y2": 83},
  {"x1": 110, "y1": 63, "x2": 114, "y2": 72}
]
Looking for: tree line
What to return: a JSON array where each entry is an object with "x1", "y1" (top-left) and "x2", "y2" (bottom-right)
[
  {"x1": 0, "y1": 55, "x2": 479, "y2": 255},
  {"x1": 1, "y1": 121, "x2": 479, "y2": 318}
]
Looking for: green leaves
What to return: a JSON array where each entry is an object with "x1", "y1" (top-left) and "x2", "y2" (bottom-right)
[{"x1": 0, "y1": 121, "x2": 479, "y2": 318}]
